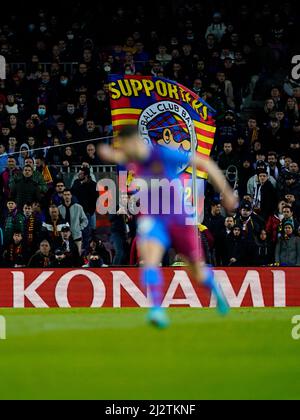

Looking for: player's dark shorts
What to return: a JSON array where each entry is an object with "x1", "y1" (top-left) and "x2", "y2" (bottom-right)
[{"x1": 137, "y1": 216, "x2": 203, "y2": 263}]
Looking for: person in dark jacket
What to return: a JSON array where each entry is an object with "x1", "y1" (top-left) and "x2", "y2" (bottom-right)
[
  {"x1": 278, "y1": 173, "x2": 300, "y2": 200},
  {"x1": 28, "y1": 239, "x2": 55, "y2": 268},
  {"x1": 52, "y1": 248, "x2": 72, "y2": 268},
  {"x1": 20, "y1": 202, "x2": 42, "y2": 254},
  {"x1": 2, "y1": 200, "x2": 24, "y2": 245},
  {"x1": 225, "y1": 225, "x2": 247, "y2": 266},
  {"x1": 235, "y1": 200, "x2": 265, "y2": 241},
  {"x1": 204, "y1": 198, "x2": 226, "y2": 263},
  {"x1": 3, "y1": 231, "x2": 29, "y2": 267},
  {"x1": 218, "y1": 216, "x2": 235, "y2": 265},
  {"x1": 217, "y1": 142, "x2": 239, "y2": 171},
  {"x1": 88, "y1": 239, "x2": 111, "y2": 265},
  {"x1": 252, "y1": 170, "x2": 277, "y2": 220},
  {"x1": 54, "y1": 225, "x2": 81, "y2": 267},
  {"x1": 109, "y1": 194, "x2": 129, "y2": 266},
  {"x1": 255, "y1": 229, "x2": 274, "y2": 266},
  {"x1": 71, "y1": 167, "x2": 98, "y2": 250},
  {"x1": 10, "y1": 165, "x2": 41, "y2": 210}
]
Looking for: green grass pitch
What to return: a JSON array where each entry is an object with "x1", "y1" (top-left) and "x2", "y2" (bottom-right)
[{"x1": 0, "y1": 308, "x2": 300, "y2": 400}]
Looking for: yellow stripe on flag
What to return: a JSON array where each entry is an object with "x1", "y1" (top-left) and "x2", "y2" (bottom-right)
[
  {"x1": 196, "y1": 134, "x2": 214, "y2": 145},
  {"x1": 112, "y1": 119, "x2": 139, "y2": 126},
  {"x1": 111, "y1": 108, "x2": 142, "y2": 116},
  {"x1": 197, "y1": 146, "x2": 211, "y2": 156},
  {"x1": 194, "y1": 120, "x2": 216, "y2": 133},
  {"x1": 186, "y1": 166, "x2": 208, "y2": 179}
]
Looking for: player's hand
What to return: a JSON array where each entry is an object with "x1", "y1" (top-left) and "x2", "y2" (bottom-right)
[
  {"x1": 221, "y1": 189, "x2": 239, "y2": 212},
  {"x1": 97, "y1": 144, "x2": 112, "y2": 162}
]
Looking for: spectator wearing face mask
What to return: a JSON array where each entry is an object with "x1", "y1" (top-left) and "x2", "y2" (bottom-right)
[
  {"x1": 57, "y1": 74, "x2": 73, "y2": 107},
  {"x1": 275, "y1": 221, "x2": 300, "y2": 266},
  {"x1": 36, "y1": 105, "x2": 56, "y2": 131}
]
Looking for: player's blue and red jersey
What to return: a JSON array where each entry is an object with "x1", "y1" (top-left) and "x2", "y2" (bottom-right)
[
  {"x1": 130, "y1": 144, "x2": 201, "y2": 261},
  {"x1": 131, "y1": 144, "x2": 193, "y2": 224}
]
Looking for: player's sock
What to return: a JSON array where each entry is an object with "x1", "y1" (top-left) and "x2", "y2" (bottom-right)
[
  {"x1": 203, "y1": 267, "x2": 229, "y2": 316},
  {"x1": 142, "y1": 267, "x2": 169, "y2": 328},
  {"x1": 142, "y1": 267, "x2": 163, "y2": 308}
]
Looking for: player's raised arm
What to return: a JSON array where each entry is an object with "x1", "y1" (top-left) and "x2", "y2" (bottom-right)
[
  {"x1": 192, "y1": 155, "x2": 238, "y2": 212},
  {"x1": 97, "y1": 144, "x2": 128, "y2": 165}
]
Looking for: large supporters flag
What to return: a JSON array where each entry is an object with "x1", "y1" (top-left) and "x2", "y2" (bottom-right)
[{"x1": 109, "y1": 75, "x2": 216, "y2": 179}]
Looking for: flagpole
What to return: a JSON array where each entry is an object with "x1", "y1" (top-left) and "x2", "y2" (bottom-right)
[{"x1": 191, "y1": 122, "x2": 199, "y2": 226}]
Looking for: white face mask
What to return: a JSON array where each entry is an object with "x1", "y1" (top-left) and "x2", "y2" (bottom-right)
[
  {"x1": 67, "y1": 34, "x2": 74, "y2": 40},
  {"x1": 280, "y1": 159, "x2": 285, "y2": 166},
  {"x1": 104, "y1": 66, "x2": 111, "y2": 73}
]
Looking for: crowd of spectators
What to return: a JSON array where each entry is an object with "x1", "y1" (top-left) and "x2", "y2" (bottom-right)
[{"x1": 0, "y1": 1, "x2": 300, "y2": 267}]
